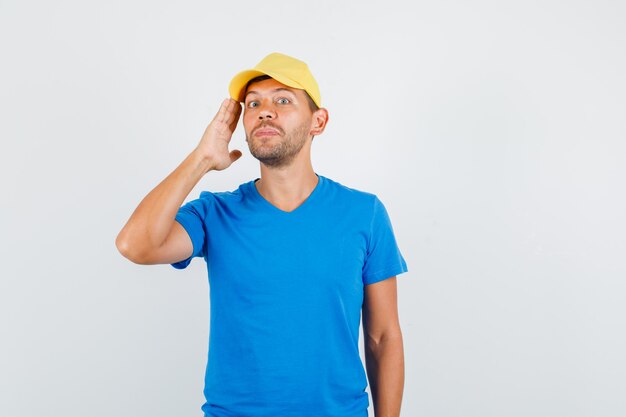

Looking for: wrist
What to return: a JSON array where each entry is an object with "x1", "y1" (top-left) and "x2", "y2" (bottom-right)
[{"x1": 190, "y1": 149, "x2": 216, "y2": 173}]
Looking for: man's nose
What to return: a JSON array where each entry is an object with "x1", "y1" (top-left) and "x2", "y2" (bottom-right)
[{"x1": 257, "y1": 103, "x2": 276, "y2": 119}]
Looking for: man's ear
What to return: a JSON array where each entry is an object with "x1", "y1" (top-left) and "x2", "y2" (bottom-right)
[{"x1": 310, "y1": 108, "x2": 329, "y2": 136}]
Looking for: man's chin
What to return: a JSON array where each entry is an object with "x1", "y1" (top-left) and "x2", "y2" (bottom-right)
[{"x1": 250, "y1": 150, "x2": 286, "y2": 166}]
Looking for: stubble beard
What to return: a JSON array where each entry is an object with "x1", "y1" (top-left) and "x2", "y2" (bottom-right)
[{"x1": 246, "y1": 122, "x2": 310, "y2": 168}]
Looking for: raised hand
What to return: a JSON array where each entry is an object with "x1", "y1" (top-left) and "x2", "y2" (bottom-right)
[{"x1": 195, "y1": 98, "x2": 243, "y2": 172}]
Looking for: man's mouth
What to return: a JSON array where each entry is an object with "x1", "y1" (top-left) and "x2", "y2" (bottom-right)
[{"x1": 254, "y1": 127, "x2": 280, "y2": 137}]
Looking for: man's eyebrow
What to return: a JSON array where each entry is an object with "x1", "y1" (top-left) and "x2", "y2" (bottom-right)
[{"x1": 245, "y1": 88, "x2": 297, "y2": 99}]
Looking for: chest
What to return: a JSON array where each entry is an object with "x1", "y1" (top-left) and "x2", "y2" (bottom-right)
[{"x1": 205, "y1": 213, "x2": 368, "y2": 298}]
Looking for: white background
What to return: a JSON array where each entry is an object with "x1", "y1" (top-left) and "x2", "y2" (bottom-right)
[{"x1": 1, "y1": 1, "x2": 625, "y2": 416}]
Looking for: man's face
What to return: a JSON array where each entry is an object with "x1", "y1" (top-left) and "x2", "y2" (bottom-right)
[{"x1": 243, "y1": 77, "x2": 314, "y2": 168}]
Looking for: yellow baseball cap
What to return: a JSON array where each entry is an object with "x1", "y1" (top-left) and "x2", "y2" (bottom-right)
[{"x1": 228, "y1": 52, "x2": 321, "y2": 108}]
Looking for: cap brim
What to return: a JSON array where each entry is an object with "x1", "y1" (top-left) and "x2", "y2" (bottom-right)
[{"x1": 228, "y1": 69, "x2": 306, "y2": 103}]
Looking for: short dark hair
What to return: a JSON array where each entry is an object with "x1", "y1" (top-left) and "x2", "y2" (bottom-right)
[{"x1": 244, "y1": 74, "x2": 320, "y2": 114}]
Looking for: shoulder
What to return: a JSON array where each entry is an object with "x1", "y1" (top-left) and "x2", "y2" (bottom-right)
[
  {"x1": 321, "y1": 176, "x2": 397, "y2": 228},
  {"x1": 179, "y1": 185, "x2": 244, "y2": 216},
  {"x1": 321, "y1": 175, "x2": 379, "y2": 207},
  {"x1": 197, "y1": 181, "x2": 247, "y2": 205},
  {"x1": 321, "y1": 176, "x2": 382, "y2": 219}
]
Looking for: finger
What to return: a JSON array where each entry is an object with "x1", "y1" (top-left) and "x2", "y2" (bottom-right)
[
  {"x1": 225, "y1": 98, "x2": 240, "y2": 119},
  {"x1": 220, "y1": 99, "x2": 239, "y2": 126},
  {"x1": 229, "y1": 149, "x2": 242, "y2": 163},
  {"x1": 228, "y1": 102, "x2": 242, "y2": 132},
  {"x1": 212, "y1": 98, "x2": 231, "y2": 124},
  {"x1": 220, "y1": 99, "x2": 239, "y2": 131}
]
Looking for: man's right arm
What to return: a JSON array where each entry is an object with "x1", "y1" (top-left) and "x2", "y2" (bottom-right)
[
  {"x1": 115, "y1": 98, "x2": 242, "y2": 265},
  {"x1": 115, "y1": 150, "x2": 213, "y2": 265}
]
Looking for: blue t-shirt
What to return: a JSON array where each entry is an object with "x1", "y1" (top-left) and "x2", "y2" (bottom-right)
[{"x1": 171, "y1": 173, "x2": 408, "y2": 417}]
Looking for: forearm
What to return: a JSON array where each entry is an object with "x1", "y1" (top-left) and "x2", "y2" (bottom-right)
[
  {"x1": 364, "y1": 333, "x2": 405, "y2": 417},
  {"x1": 116, "y1": 148, "x2": 214, "y2": 260}
]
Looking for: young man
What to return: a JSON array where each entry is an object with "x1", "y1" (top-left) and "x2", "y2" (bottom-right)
[{"x1": 116, "y1": 52, "x2": 408, "y2": 417}]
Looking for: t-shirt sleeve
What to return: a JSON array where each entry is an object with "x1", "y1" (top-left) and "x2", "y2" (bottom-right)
[
  {"x1": 362, "y1": 196, "x2": 409, "y2": 285},
  {"x1": 170, "y1": 191, "x2": 211, "y2": 270}
]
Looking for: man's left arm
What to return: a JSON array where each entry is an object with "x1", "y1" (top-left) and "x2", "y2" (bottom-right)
[{"x1": 363, "y1": 276, "x2": 404, "y2": 417}]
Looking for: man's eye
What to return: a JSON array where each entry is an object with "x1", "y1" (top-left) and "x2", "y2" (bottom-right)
[
  {"x1": 277, "y1": 98, "x2": 290, "y2": 104},
  {"x1": 247, "y1": 101, "x2": 258, "y2": 108}
]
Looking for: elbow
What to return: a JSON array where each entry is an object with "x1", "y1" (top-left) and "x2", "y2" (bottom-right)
[
  {"x1": 115, "y1": 233, "x2": 144, "y2": 264},
  {"x1": 115, "y1": 234, "x2": 133, "y2": 260},
  {"x1": 365, "y1": 329, "x2": 404, "y2": 353}
]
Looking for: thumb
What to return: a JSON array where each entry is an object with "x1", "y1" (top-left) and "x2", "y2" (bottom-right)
[{"x1": 229, "y1": 149, "x2": 243, "y2": 163}]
